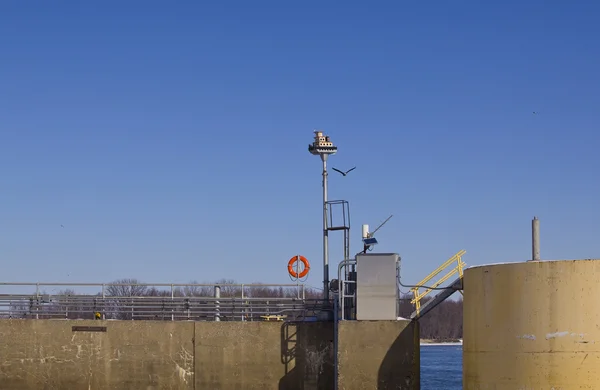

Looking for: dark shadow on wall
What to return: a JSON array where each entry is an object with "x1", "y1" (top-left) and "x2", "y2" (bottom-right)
[
  {"x1": 377, "y1": 320, "x2": 420, "y2": 390},
  {"x1": 279, "y1": 321, "x2": 335, "y2": 390}
]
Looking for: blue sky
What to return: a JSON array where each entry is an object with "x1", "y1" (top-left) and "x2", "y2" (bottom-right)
[{"x1": 1, "y1": 1, "x2": 599, "y2": 293}]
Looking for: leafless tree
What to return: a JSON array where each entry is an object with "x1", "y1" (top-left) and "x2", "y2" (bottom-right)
[
  {"x1": 179, "y1": 281, "x2": 213, "y2": 297},
  {"x1": 105, "y1": 278, "x2": 148, "y2": 297},
  {"x1": 214, "y1": 278, "x2": 241, "y2": 298},
  {"x1": 103, "y1": 278, "x2": 149, "y2": 320},
  {"x1": 46, "y1": 288, "x2": 99, "y2": 320},
  {"x1": 418, "y1": 295, "x2": 463, "y2": 340}
]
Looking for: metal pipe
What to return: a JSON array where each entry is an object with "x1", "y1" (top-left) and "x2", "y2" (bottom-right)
[
  {"x1": 35, "y1": 283, "x2": 39, "y2": 319},
  {"x1": 214, "y1": 285, "x2": 221, "y2": 321},
  {"x1": 241, "y1": 284, "x2": 245, "y2": 321},
  {"x1": 337, "y1": 258, "x2": 356, "y2": 321},
  {"x1": 101, "y1": 284, "x2": 106, "y2": 320},
  {"x1": 333, "y1": 295, "x2": 339, "y2": 390},
  {"x1": 322, "y1": 154, "x2": 330, "y2": 301},
  {"x1": 532, "y1": 216, "x2": 540, "y2": 261}
]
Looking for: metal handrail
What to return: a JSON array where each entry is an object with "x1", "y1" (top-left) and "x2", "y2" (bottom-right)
[
  {"x1": 0, "y1": 282, "x2": 328, "y2": 321},
  {"x1": 338, "y1": 258, "x2": 357, "y2": 320},
  {"x1": 0, "y1": 282, "x2": 307, "y2": 298},
  {"x1": 410, "y1": 250, "x2": 466, "y2": 317},
  {"x1": 0, "y1": 296, "x2": 329, "y2": 321}
]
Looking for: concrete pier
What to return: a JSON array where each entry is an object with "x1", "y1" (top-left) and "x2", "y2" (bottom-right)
[
  {"x1": 0, "y1": 318, "x2": 419, "y2": 389},
  {"x1": 338, "y1": 320, "x2": 420, "y2": 389}
]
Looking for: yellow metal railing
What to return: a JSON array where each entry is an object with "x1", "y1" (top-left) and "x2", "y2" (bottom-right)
[
  {"x1": 260, "y1": 315, "x2": 287, "y2": 321},
  {"x1": 410, "y1": 250, "x2": 466, "y2": 317}
]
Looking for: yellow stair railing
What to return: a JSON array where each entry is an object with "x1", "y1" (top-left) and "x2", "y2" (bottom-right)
[{"x1": 410, "y1": 250, "x2": 466, "y2": 317}]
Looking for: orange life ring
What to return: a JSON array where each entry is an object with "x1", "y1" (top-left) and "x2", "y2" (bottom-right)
[{"x1": 288, "y1": 255, "x2": 310, "y2": 278}]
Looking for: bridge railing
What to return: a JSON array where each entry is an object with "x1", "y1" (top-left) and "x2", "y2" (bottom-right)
[{"x1": 0, "y1": 282, "x2": 329, "y2": 321}]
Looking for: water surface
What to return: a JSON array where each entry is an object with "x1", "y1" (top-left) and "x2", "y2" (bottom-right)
[{"x1": 420, "y1": 344, "x2": 462, "y2": 390}]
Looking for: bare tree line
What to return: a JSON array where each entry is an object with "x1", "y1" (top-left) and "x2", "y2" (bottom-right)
[
  {"x1": 419, "y1": 297, "x2": 462, "y2": 340},
  {"x1": 398, "y1": 293, "x2": 463, "y2": 340}
]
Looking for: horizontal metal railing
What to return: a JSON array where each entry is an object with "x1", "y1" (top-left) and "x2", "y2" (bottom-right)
[{"x1": 0, "y1": 282, "x2": 330, "y2": 322}]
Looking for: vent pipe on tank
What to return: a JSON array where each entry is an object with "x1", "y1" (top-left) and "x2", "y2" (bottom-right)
[{"x1": 531, "y1": 216, "x2": 540, "y2": 261}]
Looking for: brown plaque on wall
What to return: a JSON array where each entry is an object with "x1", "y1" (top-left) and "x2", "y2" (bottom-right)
[{"x1": 72, "y1": 326, "x2": 107, "y2": 332}]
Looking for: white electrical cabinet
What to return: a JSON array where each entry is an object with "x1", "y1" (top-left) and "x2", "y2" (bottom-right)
[{"x1": 355, "y1": 253, "x2": 399, "y2": 320}]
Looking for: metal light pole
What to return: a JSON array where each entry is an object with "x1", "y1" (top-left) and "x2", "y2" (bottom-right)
[
  {"x1": 308, "y1": 130, "x2": 337, "y2": 301},
  {"x1": 321, "y1": 154, "x2": 330, "y2": 300}
]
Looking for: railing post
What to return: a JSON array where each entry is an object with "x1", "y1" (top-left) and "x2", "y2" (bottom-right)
[
  {"x1": 241, "y1": 284, "x2": 244, "y2": 321},
  {"x1": 171, "y1": 284, "x2": 174, "y2": 321},
  {"x1": 101, "y1": 284, "x2": 105, "y2": 320},
  {"x1": 214, "y1": 285, "x2": 220, "y2": 322},
  {"x1": 340, "y1": 279, "x2": 344, "y2": 321},
  {"x1": 35, "y1": 283, "x2": 39, "y2": 320}
]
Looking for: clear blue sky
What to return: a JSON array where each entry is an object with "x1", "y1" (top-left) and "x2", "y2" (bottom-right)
[{"x1": 1, "y1": 1, "x2": 599, "y2": 293}]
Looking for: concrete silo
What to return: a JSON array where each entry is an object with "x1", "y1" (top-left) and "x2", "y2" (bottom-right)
[{"x1": 463, "y1": 259, "x2": 600, "y2": 388}]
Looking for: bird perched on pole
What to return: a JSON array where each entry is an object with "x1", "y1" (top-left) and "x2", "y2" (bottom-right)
[{"x1": 332, "y1": 167, "x2": 356, "y2": 176}]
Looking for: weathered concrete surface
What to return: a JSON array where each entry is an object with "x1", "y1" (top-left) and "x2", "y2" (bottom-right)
[
  {"x1": 0, "y1": 319, "x2": 195, "y2": 390},
  {"x1": 337, "y1": 320, "x2": 420, "y2": 390},
  {"x1": 196, "y1": 321, "x2": 334, "y2": 389},
  {"x1": 0, "y1": 319, "x2": 334, "y2": 390},
  {"x1": 464, "y1": 260, "x2": 600, "y2": 389},
  {"x1": 0, "y1": 319, "x2": 418, "y2": 389}
]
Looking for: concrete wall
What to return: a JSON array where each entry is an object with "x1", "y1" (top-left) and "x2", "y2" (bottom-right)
[
  {"x1": 0, "y1": 318, "x2": 418, "y2": 389},
  {"x1": 337, "y1": 320, "x2": 420, "y2": 390},
  {"x1": 0, "y1": 320, "x2": 196, "y2": 390},
  {"x1": 195, "y1": 321, "x2": 335, "y2": 389},
  {"x1": 0, "y1": 320, "x2": 333, "y2": 390},
  {"x1": 463, "y1": 259, "x2": 600, "y2": 389}
]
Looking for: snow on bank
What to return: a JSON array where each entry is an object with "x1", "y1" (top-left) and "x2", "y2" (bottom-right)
[{"x1": 420, "y1": 341, "x2": 463, "y2": 346}]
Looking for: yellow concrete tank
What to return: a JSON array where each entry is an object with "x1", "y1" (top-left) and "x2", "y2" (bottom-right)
[{"x1": 463, "y1": 259, "x2": 600, "y2": 389}]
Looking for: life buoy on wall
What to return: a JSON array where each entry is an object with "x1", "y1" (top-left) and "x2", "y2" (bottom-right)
[{"x1": 288, "y1": 255, "x2": 310, "y2": 278}]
